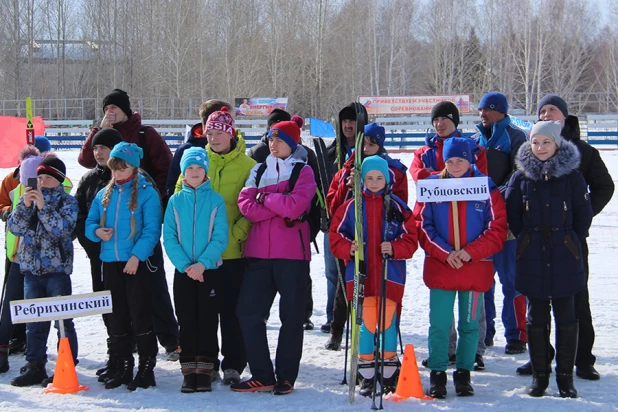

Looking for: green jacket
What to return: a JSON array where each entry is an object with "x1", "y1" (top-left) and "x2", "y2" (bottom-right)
[{"x1": 176, "y1": 135, "x2": 256, "y2": 260}]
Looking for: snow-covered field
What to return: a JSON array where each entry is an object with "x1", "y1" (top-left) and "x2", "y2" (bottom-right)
[{"x1": 0, "y1": 149, "x2": 617, "y2": 411}]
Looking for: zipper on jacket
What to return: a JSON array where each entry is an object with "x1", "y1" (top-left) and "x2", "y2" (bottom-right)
[
  {"x1": 298, "y1": 229, "x2": 306, "y2": 257},
  {"x1": 114, "y1": 185, "x2": 123, "y2": 261},
  {"x1": 192, "y1": 190, "x2": 197, "y2": 262},
  {"x1": 563, "y1": 201, "x2": 567, "y2": 224}
]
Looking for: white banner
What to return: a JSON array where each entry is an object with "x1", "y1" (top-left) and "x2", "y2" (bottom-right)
[
  {"x1": 416, "y1": 177, "x2": 490, "y2": 203},
  {"x1": 10, "y1": 291, "x2": 113, "y2": 324},
  {"x1": 358, "y1": 95, "x2": 471, "y2": 115}
]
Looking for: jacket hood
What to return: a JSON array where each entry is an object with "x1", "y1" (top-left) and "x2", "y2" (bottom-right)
[
  {"x1": 561, "y1": 115, "x2": 581, "y2": 142},
  {"x1": 114, "y1": 111, "x2": 143, "y2": 136},
  {"x1": 425, "y1": 130, "x2": 460, "y2": 148},
  {"x1": 516, "y1": 139, "x2": 581, "y2": 181},
  {"x1": 186, "y1": 122, "x2": 206, "y2": 144},
  {"x1": 207, "y1": 132, "x2": 248, "y2": 165}
]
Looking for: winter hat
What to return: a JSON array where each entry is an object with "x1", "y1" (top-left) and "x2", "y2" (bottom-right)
[
  {"x1": 102, "y1": 88, "x2": 132, "y2": 118},
  {"x1": 109, "y1": 142, "x2": 143, "y2": 168},
  {"x1": 530, "y1": 120, "x2": 563, "y2": 147},
  {"x1": 18, "y1": 145, "x2": 40, "y2": 162},
  {"x1": 92, "y1": 128, "x2": 123, "y2": 149},
  {"x1": 478, "y1": 92, "x2": 508, "y2": 114},
  {"x1": 180, "y1": 147, "x2": 209, "y2": 175},
  {"x1": 37, "y1": 155, "x2": 67, "y2": 184},
  {"x1": 34, "y1": 136, "x2": 51, "y2": 153},
  {"x1": 361, "y1": 155, "x2": 390, "y2": 185},
  {"x1": 537, "y1": 94, "x2": 568, "y2": 119},
  {"x1": 364, "y1": 123, "x2": 386, "y2": 147},
  {"x1": 19, "y1": 155, "x2": 44, "y2": 185},
  {"x1": 206, "y1": 106, "x2": 235, "y2": 137},
  {"x1": 291, "y1": 115, "x2": 304, "y2": 129},
  {"x1": 268, "y1": 116, "x2": 303, "y2": 151},
  {"x1": 443, "y1": 137, "x2": 479, "y2": 164},
  {"x1": 267, "y1": 109, "x2": 291, "y2": 129},
  {"x1": 431, "y1": 101, "x2": 460, "y2": 128},
  {"x1": 339, "y1": 105, "x2": 356, "y2": 121}
]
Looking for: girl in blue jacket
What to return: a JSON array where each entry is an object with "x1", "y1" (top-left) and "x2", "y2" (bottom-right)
[
  {"x1": 85, "y1": 142, "x2": 162, "y2": 391},
  {"x1": 163, "y1": 147, "x2": 228, "y2": 393}
]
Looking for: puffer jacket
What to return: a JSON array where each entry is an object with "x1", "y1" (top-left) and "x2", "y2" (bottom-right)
[
  {"x1": 506, "y1": 140, "x2": 593, "y2": 300},
  {"x1": 85, "y1": 174, "x2": 162, "y2": 262},
  {"x1": 238, "y1": 146, "x2": 316, "y2": 261},
  {"x1": 164, "y1": 179, "x2": 228, "y2": 272},
  {"x1": 7, "y1": 185, "x2": 78, "y2": 275}
]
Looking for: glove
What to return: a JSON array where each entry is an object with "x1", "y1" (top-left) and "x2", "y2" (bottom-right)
[{"x1": 256, "y1": 192, "x2": 268, "y2": 205}]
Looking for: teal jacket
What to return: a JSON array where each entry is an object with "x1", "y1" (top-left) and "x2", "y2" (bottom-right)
[
  {"x1": 164, "y1": 179, "x2": 228, "y2": 272},
  {"x1": 85, "y1": 174, "x2": 162, "y2": 262}
]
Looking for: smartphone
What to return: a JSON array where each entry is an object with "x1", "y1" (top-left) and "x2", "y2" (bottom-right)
[{"x1": 27, "y1": 177, "x2": 37, "y2": 190}]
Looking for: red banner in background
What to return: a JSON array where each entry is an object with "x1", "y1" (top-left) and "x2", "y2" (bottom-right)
[{"x1": 0, "y1": 116, "x2": 46, "y2": 168}]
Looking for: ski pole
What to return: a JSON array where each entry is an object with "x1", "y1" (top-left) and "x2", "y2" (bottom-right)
[{"x1": 341, "y1": 306, "x2": 350, "y2": 385}]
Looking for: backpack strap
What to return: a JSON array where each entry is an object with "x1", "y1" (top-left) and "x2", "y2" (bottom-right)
[
  {"x1": 253, "y1": 163, "x2": 268, "y2": 188},
  {"x1": 286, "y1": 163, "x2": 305, "y2": 194}
]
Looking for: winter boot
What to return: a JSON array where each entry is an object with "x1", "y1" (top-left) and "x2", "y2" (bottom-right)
[
  {"x1": 453, "y1": 369, "x2": 474, "y2": 396},
  {"x1": 11, "y1": 360, "x2": 48, "y2": 387},
  {"x1": 128, "y1": 356, "x2": 156, "y2": 391},
  {"x1": 555, "y1": 322, "x2": 579, "y2": 399},
  {"x1": 8, "y1": 337, "x2": 27, "y2": 355},
  {"x1": 223, "y1": 369, "x2": 241, "y2": 385},
  {"x1": 180, "y1": 356, "x2": 197, "y2": 393},
  {"x1": 104, "y1": 357, "x2": 134, "y2": 389},
  {"x1": 96, "y1": 338, "x2": 113, "y2": 376},
  {"x1": 98, "y1": 355, "x2": 119, "y2": 383},
  {"x1": 0, "y1": 345, "x2": 9, "y2": 373},
  {"x1": 526, "y1": 323, "x2": 550, "y2": 397},
  {"x1": 324, "y1": 329, "x2": 343, "y2": 351},
  {"x1": 428, "y1": 370, "x2": 447, "y2": 399},
  {"x1": 195, "y1": 356, "x2": 213, "y2": 392}
]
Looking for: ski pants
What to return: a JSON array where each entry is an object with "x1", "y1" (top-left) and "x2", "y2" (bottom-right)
[{"x1": 359, "y1": 297, "x2": 398, "y2": 360}]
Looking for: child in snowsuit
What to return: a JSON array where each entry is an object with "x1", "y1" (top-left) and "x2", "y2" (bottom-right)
[
  {"x1": 506, "y1": 121, "x2": 593, "y2": 398},
  {"x1": 164, "y1": 147, "x2": 228, "y2": 393},
  {"x1": 329, "y1": 156, "x2": 418, "y2": 396},
  {"x1": 85, "y1": 142, "x2": 162, "y2": 391},
  {"x1": 418, "y1": 137, "x2": 507, "y2": 398}
]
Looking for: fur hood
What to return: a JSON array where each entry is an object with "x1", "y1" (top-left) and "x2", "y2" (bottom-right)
[{"x1": 515, "y1": 139, "x2": 580, "y2": 181}]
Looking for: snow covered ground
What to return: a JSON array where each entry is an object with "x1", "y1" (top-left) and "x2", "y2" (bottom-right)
[{"x1": 0, "y1": 149, "x2": 617, "y2": 411}]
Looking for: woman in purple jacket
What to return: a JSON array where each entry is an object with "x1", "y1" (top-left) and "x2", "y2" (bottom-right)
[{"x1": 234, "y1": 118, "x2": 316, "y2": 396}]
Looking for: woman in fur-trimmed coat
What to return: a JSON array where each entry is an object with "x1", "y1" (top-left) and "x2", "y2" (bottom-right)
[{"x1": 506, "y1": 121, "x2": 592, "y2": 399}]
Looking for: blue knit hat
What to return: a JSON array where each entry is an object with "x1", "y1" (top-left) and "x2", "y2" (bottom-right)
[
  {"x1": 34, "y1": 136, "x2": 51, "y2": 153},
  {"x1": 180, "y1": 147, "x2": 209, "y2": 175},
  {"x1": 443, "y1": 137, "x2": 479, "y2": 164},
  {"x1": 537, "y1": 94, "x2": 568, "y2": 119},
  {"x1": 361, "y1": 156, "x2": 390, "y2": 185},
  {"x1": 109, "y1": 142, "x2": 143, "y2": 168},
  {"x1": 364, "y1": 123, "x2": 386, "y2": 147},
  {"x1": 478, "y1": 92, "x2": 508, "y2": 114}
]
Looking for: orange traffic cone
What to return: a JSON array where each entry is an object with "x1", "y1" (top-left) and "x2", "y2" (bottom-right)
[
  {"x1": 44, "y1": 337, "x2": 88, "y2": 394},
  {"x1": 390, "y1": 344, "x2": 432, "y2": 401}
]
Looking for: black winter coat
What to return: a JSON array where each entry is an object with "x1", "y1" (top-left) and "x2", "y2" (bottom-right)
[{"x1": 506, "y1": 140, "x2": 593, "y2": 300}]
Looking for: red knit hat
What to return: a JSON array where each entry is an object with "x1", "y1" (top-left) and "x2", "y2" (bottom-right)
[
  {"x1": 206, "y1": 106, "x2": 235, "y2": 137},
  {"x1": 268, "y1": 116, "x2": 303, "y2": 151}
]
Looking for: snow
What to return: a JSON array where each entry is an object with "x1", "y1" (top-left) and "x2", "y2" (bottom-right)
[{"x1": 1, "y1": 149, "x2": 617, "y2": 411}]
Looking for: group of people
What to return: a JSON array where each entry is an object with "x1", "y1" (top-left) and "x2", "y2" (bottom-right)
[{"x1": 0, "y1": 89, "x2": 613, "y2": 401}]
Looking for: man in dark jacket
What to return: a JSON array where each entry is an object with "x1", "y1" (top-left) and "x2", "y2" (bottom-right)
[{"x1": 247, "y1": 109, "x2": 320, "y2": 331}]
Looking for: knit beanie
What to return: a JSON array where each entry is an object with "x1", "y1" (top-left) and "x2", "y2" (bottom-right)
[
  {"x1": 364, "y1": 123, "x2": 386, "y2": 147},
  {"x1": 361, "y1": 156, "x2": 390, "y2": 185},
  {"x1": 37, "y1": 155, "x2": 67, "y2": 184},
  {"x1": 206, "y1": 106, "x2": 235, "y2": 138},
  {"x1": 102, "y1": 89, "x2": 132, "y2": 118},
  {"x1": 431, "y1": 101, "x2": 460, "y2": 128},
  {"x1": 339, "y1": 105, "x2": 356, "y2": 121},
  {"x1": 109, "y1": 142, "x2": 143, "y2": 168},
  {"x1": 92, "y1": 128, "x2": 123, "y2": 149},
  {"x1": 530, "y1": 120, "x2": 563, "y2": 147},
  {"x1": 478, "y1": 92, "x2": 508, "y2": 114},
  {"x1": 180, "y1": 147, "x2": 209, "y2": 175},
  {"x1": 20, "y1": 156, "x2": 45, "y2": 185},
  {"x1": 267, "y1": 109, "x2": 291, "y2": 129},
  {"x1": 268, "y1": 117, "x2": 303, "y2": 152},
  {"x1": 34, "y1": 136, "x2": 51, "y2": 153},
  {"x1": 443, "y1": 137, "x2": 479, "y2": 164},
  {"x1": 537, "y1": 94, "x2": 568, "y2": 119}
]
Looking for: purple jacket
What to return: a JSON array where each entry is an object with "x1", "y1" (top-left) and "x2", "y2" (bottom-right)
[{"x1": 238, "y1": 147, "x2": 316, "y2": 261}]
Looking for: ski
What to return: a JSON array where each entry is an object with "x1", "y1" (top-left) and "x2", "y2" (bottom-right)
[
  {"x1": 313, "y1": 137, "x2": 335, "y2": 229},
  {"x1": 25, "y1": 97, "x2": 34, "y2": 145}
]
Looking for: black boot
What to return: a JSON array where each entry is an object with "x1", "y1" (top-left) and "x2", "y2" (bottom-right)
[
  {"x1": 11, "y1": 360, "x2": 48, "y2": 387},
  {"x1": 555, "y1": 322, "x2": 579, "y2": 399},
  {"x1": 104, "y1": 357, "x2": 134, "y2": 389},
  {"x1": 517, "y1": 344, "x2": 555, "y2": 376},
  {"x1": 128, "y1": 357, "x2": 156, "y2": 391},
  {"x1": 180, "y1": 356, "x2": 197, "y2": 393},
  {"x1": 98, "y1": 355, "x2": 119, "y2": 383},
  {"x1": 359, "y1": 376, "x2": 374, "y2": 397},
  {"x1": 96, "y1": 338, "x2": 113, "y2": 377},
  {"x1": 0, "y1": 345, "x2": 9, "y2": 373},
  {"x1": 428, "y1": 370, "x2": 447, "y2": 399},
  {"x1": 324, "y1": 329, "x2": 343, "y2": 351},
  {"x1": 527, "y1": 323, "x2": 550, "y2": 397},
  {"x1": 453, "y1": 369, "x2": 474, "y2": 396},
  {"x1": 195, "y1": 356, "x2": 213, "y2": 392}
]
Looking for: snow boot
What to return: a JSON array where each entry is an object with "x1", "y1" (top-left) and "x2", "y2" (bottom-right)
[
  {"x1": 11, "y1": 360, "x2": 47, "y2": 387},
  {"x1": 555, "y1": 322, "x2": 578, "y2": 399},
  {"x1": 128, "y1": 356, "x2": 156, "y2": 391},
  {"x1": 0, "y1": 345, "x2": 9, "y2": 373},
  {"x1": 453, "y1": 369, "x2": 474, "y2": 396},
  {"x1": 104, "y1": 357, "x2": 134, "y2": 389},
  {"x1": 194, "y1": 356, "x2": 212, "y2": 392},
  {"x1": 428, "y1": 370, "x2": 447, "y2": 399},
  {"x1": 223, "y1": 369, "x2": 241, "y2": 385},
  {"x1": 180, "y1": 356, "x2": 197, "y2": 393},
  {"x1": 527, "y1": 323, "x2": 550, "y2": 397},
  {"x1": 324, "y1": 329, "x2": 343, "y2": 351}
]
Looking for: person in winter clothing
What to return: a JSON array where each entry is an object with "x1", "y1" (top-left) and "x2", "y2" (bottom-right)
[
  {"x1": 329, "y1": 156, "x2": 418, "y2": 396},
  {"x1": 324, "y1": 121, "x2": 407, "y2": 350},
  {"x1": 472, "y1": 92, "x2": 528, "y2": 355},
  {"x1": 7, "y1": 155, "x2": 79, "y2": 387},
  {"x1": 85, "y1": 142, "x2": 162, "y2": 391},
  {"x1": 418, "y1": 137, "x2": 507, "y2": 398},
  {"x1": 506, "y1": 120, "x2": 593, "y2": 398},
  {"x1": 234, "y1": 118, "x2": 316, "y2": 395},
  {"x1": 164, "y1": 147, "x2": 229, "y2": 393},
  {"x1": 173, "y1": 106, "x2": 256, "y2": 386}
]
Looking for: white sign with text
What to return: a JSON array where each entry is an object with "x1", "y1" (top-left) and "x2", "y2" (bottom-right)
[
  {"x1": 11, "y1": 291, "x2": 113, "y2": 324},
  {"x1": 416, "y1": 177, "x2": 490, "y2": 203}
]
